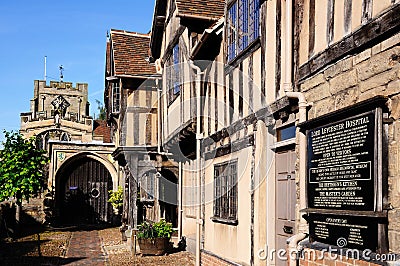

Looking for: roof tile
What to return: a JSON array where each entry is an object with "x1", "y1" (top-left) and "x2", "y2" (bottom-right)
[
  {"x1": 175, "y1": 0, "x2": 225, "y2": 20},
  {"x1": 110, "y1": 30, "x2": 156, "y2": 76}
]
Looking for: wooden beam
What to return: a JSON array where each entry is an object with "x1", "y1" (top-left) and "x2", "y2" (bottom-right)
[
  {"x1": 162, "y1": 25, "x2": 186, "y2": 63},
  {"x1": 327, "y1": 0, "x2": 335, "y2": 45},
  {"x1": 214, "y1": 62, "x2": 219, "y2": 133},
  {"x1": 362, "y1": 0, "x2": 373, "y2": 24},
  {"x1": 344, "y1": 0, "x2": 352, "y2": 34},
  {"x1": 229, "y1": 73, "x2": 234, "y2": 123},
  {"x1": 203, "y1": 96, "x2": 292, "y2": 147},
  {"x1": 298, "y1": 3, "x2": 400, "y2": 81},
  {"x1": 308, "y1": 0, "x2": 315, "y2": 57},
  {"x1": 239, "y1": 63, "x2": 243, "y2": 118},
  {"x1": 224, "y1": 41, "x2": 261, "y2": 72},
  {"x1": 204, "y1": 134, "x2": 254, "y2": 160},
  {"x1": 248, "y1": 54, "x2": 254, "y2": 114},
  {"x1": 260, "y1": 1, "x2": 267, "y2": 104}
]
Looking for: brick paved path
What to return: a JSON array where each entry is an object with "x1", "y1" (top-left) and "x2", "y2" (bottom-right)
[{"x1": 65, "y1": 229, "x2": 107, "y2": 265}]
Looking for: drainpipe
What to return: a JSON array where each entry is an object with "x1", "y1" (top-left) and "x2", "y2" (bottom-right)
[
  {"x1": 287, "y1": 233, "x2": 307, "y2": 266},
  {"x1": 157, "y1": 78, "x2": 162, "y2": 155},
  {"x1": 283, "y1": 0, "x2": 308, "y2": 264},
  {"x1": 178, "y1": 161, "x2": 183, "y2": 239},
  {"x1": 189, "y1": 60, "x2": 204, "y2": 266}
]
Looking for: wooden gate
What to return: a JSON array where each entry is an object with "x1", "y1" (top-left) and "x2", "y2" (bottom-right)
[{"x1": 58, "y1": 157, "x2": 112, "y2": 224}]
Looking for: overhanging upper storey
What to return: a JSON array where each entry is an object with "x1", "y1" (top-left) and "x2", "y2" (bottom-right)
[
  {"x1": 190, "y1": 18, "x2": 224, "y2": 62},
  {"x1": 150, "y1": 0, "x2": 224, "y2": 60}
]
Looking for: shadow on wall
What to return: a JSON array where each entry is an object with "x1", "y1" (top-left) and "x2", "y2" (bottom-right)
[{"x1": 0, "y1": 201, "x2": 48, "y2": 240}]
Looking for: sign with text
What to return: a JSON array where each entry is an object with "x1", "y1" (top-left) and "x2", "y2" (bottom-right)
[
  {"x1": 307, "y1": 111, "x2": 376, "y2": 211},
  {"x1": 308, "y1": 213, "x2": 378, "y2": 251}
]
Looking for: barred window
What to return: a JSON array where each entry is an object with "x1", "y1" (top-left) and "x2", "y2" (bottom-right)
[
  {"x1": 167, "y1": 44, "x2": 181, "y2": 104},
  {"x1": 112, "y1": 82, "x2": 120, "y2": 113},
  {"x1": 227, "y1": 0, "x2": 260, "y2": 62},
  {"x1": 213, "y1": 160, "x2": 238, "y2": 223}
]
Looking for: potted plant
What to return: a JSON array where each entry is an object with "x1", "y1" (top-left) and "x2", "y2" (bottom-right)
[
  {"x1": 137, "y1": 219, "x2": 174, "y2": 255},
  {"x1": 108, "y1": 186, "x2": 123, "y2": 215}
]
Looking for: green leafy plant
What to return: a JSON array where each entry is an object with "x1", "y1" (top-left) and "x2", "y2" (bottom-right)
[
  {"x1": 108, "y1": 186, "x2": 123, "y2": 209},
  {"x1": 0, "y1": 131, "x2": 49, "y2": 226},
  {"x1": 137, "y1": 219, "x2": 174, "y2": 239},
  {"x1": 95, "y1": 99, "x2": 106, "y2": 120}
]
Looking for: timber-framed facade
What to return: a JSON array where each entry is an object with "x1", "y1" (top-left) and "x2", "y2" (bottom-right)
[{"x1": 104, "y1": 0, "x2": 400, "y2": 265}]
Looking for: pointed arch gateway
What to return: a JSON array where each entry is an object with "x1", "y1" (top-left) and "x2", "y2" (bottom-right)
[{"x1": 55, "y1": 154, "x2": 114, "y2": 225}]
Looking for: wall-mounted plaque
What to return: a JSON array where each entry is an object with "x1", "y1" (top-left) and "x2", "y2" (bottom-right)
[
  {"x1": 309, "y1": 213, "x2": 378, "y2": 251},
  {"x1": 300, "y1": 96, "x2": 388, "y2": 252},
  {"x1": 307, "y1": 111, "x2": 376, "y2": 211}
]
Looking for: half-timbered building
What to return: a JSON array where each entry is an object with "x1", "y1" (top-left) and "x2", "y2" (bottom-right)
[
  {"x1": 106, "y1": 0, "x2": 400, "y2": 264},
  {"x1": 105, "y1": 29, "x2": 179, "y2": 230},
  {"x1": 149, "y1": 0, "x2": 292, "y2": 264}
]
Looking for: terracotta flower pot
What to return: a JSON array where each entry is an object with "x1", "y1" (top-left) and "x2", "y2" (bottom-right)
[{"x1": 138, "y1": 237, "x2": 170, "y2": 255}]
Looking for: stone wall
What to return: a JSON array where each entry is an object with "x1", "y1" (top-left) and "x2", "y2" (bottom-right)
[
  {"x1": 300, "y1": 32, "x2": 400, "y2": 253},
  {"x1": 22, "y1": 197, "x2": 46, "y2": 224}
]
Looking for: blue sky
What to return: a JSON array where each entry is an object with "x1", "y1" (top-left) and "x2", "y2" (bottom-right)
[{"x1": 0, "y1": 1, "x2": 154, "y2": 142}]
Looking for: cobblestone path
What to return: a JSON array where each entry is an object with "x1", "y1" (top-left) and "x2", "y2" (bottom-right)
[{"x1": 65, "y1": 229, "x2": 107, "y2": 265}]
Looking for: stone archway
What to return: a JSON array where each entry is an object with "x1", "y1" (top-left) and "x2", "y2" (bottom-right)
[{"x1": 55, "y1": 155, "x2": 113, "y2": 225}]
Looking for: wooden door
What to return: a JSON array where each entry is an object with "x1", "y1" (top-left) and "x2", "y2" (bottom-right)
[
  {"x1": 60, "y1": 157, "x2": 112, "y2": 224},
  {"x1": 275, "y1": 149, "x2": 296, "y2": 265}
]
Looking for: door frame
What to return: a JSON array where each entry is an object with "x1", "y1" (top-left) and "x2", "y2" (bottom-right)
[{"x1": 274, "y1": 144, "x2": 296, "y2": 265}]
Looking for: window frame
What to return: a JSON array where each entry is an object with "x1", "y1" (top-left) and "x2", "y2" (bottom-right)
[
  {"x1": 167, "y1": 44, "x2": 181, "y2": 105},
  {"x1": 227, "y1": 0, "x2": 261, "y2": 63},
  {"x1": 212, "y1": 160, "x2": 238, "y2": 225},
  {"x1": 111, "y1": 81, "x2": 121, "y2": 114}
]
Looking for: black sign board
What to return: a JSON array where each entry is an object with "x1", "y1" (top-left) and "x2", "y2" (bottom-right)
[
  {"x1": 308, "y1": 213, "x2": 378, "y2": 251},
  {"x1": 301, "y1": 97, "x2": 388, "y2": 252},
  {"x1": 307, "y1": 111, "x2": 376, "y2": 211}
]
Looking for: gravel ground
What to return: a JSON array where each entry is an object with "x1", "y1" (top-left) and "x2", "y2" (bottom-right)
[
  {"x1": 98, "y1": 227, "x2": 195, "y2": 266},
  {"x1": 0, "y1": 225, "x2": 195, "y2": 265},
  {"x1": 0, "y1": 225, "x2": 71, "y2": 265}
]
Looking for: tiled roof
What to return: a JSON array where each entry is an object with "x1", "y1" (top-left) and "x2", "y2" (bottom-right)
[
  {"x1": 93, "y1": 120, "x2": 112, "y2": 143},
  {"x1": 110, "y1": 29, "x2": 156, "y2": 76},
  {"x1": 175, "y1": 0, "x2": 225, "y2": 20}
]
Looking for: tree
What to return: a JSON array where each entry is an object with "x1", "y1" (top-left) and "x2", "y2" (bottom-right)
[
  {"x1": 96, "y1": 99, "x2": 106, "y2": 120},
  {"x1": 0, "y1": 131, "x2": 49, "y2": 229}
]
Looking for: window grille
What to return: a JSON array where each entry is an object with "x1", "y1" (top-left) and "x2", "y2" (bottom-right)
[{"x1": 214, "y1": 161, "x2": 238, "y2": 221}]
